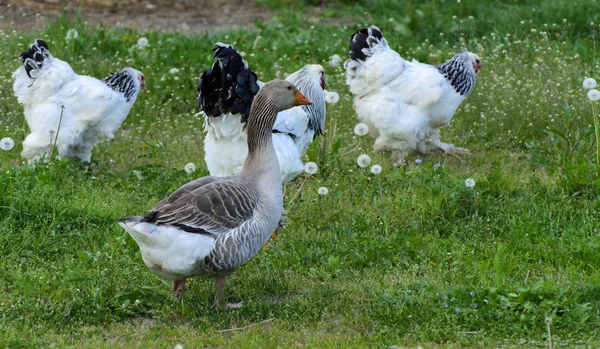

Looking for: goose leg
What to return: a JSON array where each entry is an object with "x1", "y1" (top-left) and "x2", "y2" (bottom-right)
[
  {"x1": 263, "y1": 209, "x2": 289, "y2": 250},
  {"x1": 212, "y1": 275, "x2": 226, "y2": 309},
  {"x1": 212, "y1": 275, "x2": 243, "y2": 309},
  {"x1": 172, "y1": 279, "x2": 186, "y2": 299}
]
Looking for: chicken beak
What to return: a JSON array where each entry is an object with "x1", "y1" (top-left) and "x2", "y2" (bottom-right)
[{"x1": 294, "y1": 90, "x2": 312, "y2": 105}]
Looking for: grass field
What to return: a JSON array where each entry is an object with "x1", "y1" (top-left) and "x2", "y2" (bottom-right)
[{"x1": 1, "y1": 1, "x2": 600, "y2": 347}]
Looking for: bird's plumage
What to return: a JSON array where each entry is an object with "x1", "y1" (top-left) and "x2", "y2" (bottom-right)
[
  {"x1": 199, "y1": 43, "x2": 326, "y2": 182},
  {"x1": 13, "y1": 39, "x2": 144, "y2": 163},
  {"x1": 119, "y1": 80, "x2": 307, "y2": 305},
  {"x1": 345, "y1": 26, "x2": 480, "y2": 162}
]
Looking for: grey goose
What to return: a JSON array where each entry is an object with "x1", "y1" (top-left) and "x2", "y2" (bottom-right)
[{"x1": 119, "y1": 80, "x2": 312, "y2": 308}]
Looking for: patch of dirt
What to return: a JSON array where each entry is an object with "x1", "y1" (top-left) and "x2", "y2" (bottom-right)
[{"x1": 1, "y1": 0, "x2": 273, "y2": 33}]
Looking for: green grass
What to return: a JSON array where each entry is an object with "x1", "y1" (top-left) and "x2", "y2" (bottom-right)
[{"x1": 1, "y1": 1, "x2": 600, "y2": 347}]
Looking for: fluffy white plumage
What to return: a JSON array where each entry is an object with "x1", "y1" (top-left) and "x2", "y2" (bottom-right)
[
  {"x1": 345, "y1": 26, "x2": 481, "y2": 163},
  {"x1": 13, "y1": 39, "x2": 145, "y2": 163},
  {"x1": 199, "y1": 44, "x2": 326, "y2": 182}
]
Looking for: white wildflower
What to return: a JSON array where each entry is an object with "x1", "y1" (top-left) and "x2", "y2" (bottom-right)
[
  {"x1": 65, "y1": 29, "x2": 79, "y2": 40},
  {"x1": 324, "y1": 90, "x2": 340, "y2": 104},
  {"x1": 317, "y1": 186, "x2": 329, "y2": 196},
  {"x1": 174, "y1": 345, "x2": 184, "y2": 349},
  {"x1": 184, "y1": 163, "x2": 196, "y2": 174},
  {"x1": 132, "y1": 170, "x2": 143, "y2": 180},
  {"x1": 169, "y1": 68, "x2": 180, "y2": 74},
  {"x1": 587, "y1": 89, "x2": 600, "y2": 101},
  {"x1": 136, "y1": 37, "x2": 149, "y2": 48},
  {"x1": 304, "y1": 161, "x2": 318, "y2": 175},
  {"x1": 328, "y1": 54, "x2": 342, "y2": 68},
  {"x1": 465, "y1": 178, "x2": 476, "y2": 188},
  {"x1": 357, "y1": 154, "x2": 371, "y2": 168},
  {"x1": 583, "y1": 78, "x2": 597, "y2": 89},
  {"x1": 370, "y1": 164, "x2": 382, "y2": 175},
  {"x1": 0, "y1": 137, "x2": 15, "y2": 151},
  {"x1": 353, "y1": 123, "x2": 369, "y2": 136}
]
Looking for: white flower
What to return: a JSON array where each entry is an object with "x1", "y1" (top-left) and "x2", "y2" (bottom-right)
[
  {"x1": 169, "y1": 68, "x2": 180, "y2": 74},
  {"x1": 357, "y1": 154, "x2": 371, "y2": 168},
  {"x1": 136, "y1": 37, "x2": 149, "y2": 48},
  {"x1": 65, "y1": 29, "x2": 79, "y2": 40},
  {"x1": 0, "y1": 137, "x2": 15, "y2": 151},
  {"x1": 317, "y1": 186, "x2": 329, "y2": 195},
  {"x1": 370, "y1": 164, "x2": 382, "y2": 174},
  {"x1": 328, "y1": 54, "x2": 342, "y2": 68},
  {"x1": 587, "y1": 89, "x2": 600, "y2": 101},
  {"x1": 174, "y1": 345, "x2": 184, "y2": 349},
  {"x1": 184, "y1": 162, "x2": 196, "y2": 174},
  {"x1": 132, "y1": 170, "x2": 143, "y2": 180},
  {"x1": 304, "y1": 161, "x2": 318, "y2": 175},
  {"x1": 324, "y1": 90, "x2": 340, "y2": 104},
  {"x1": 583, "y1": 78, "x2": 597, "y2": 89},
  {"x1": 465, "y1": 178, "x2": 476, "y2": 188},
  {"x1": 353, "y1": 123, "x2": 369, "y2": 136}
]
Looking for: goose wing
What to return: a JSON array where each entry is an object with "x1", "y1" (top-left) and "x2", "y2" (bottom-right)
[{"x1": 142, "y1": 177, "x2": 259, "y2": 237}]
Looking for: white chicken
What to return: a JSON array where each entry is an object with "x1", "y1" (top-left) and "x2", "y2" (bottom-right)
[
  {"x1": 198, "y1": 43, "x2": 326, "y2": 183},
  {"x1": 13, "y1": 39, "x2": 145, "y2": 163},
  {"x1": 345, "y1": 26, "x2": 481, "y2": 163}
]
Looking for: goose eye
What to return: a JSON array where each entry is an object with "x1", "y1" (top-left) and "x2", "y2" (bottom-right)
[{"x1": 287, "y1": 86, "x2": 292, "y2": 90}]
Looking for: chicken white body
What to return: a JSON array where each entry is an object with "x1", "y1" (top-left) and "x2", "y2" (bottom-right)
[
  {"x1": 199, "y1": 44, "x2": 326, "y2": 182},
  {"x1": 13, "y1": 39, "x2": 145, "y2": 163},
  {"x1": 345, "y1": 26, "x2": 481, "y2": 163}
]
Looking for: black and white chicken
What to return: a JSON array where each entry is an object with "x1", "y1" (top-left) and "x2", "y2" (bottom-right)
[
  {"x1": 345, "y1": 26, "x2": 481, "y2": 163},
  {"x1": 198, "y1": 43, "x2": 326, "y2": 183},
  {"x1": 13, "y1": 39, "x2": 145, "y2": 163}
]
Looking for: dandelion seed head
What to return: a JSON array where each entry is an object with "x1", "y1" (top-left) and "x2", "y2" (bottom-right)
[
  {"x1": 137, "y1": 37, "x2": 149, "y2": 48},
  {"x1": 184, "y1": 162, "x2": 196, "y2": 174},
  {"x1": 0, "y1": 137, "x2": 15, "y2": 151},
  {"x1": 353, "y1": 123, "x2": 369, "y2": 136},
  {"x1": 324, "y1": 90, "x2": 340, "y2": 104},
  {"x1": 357, "y1": 154, "x2": 371, "y2": 168},
  {"x1": 304, "y1": 161, "x2": 318, "y2": 175},
  {"x1": 370, "y1": 164, "x2": 382, "y2": 175},
  {"x1": 465, "y1": 178, "x2": 476, "y2": 188},
  {"x1": 587, "y1": 89, "x2": 600, "y2": 101},
  {"x1": 317, "y1": 186, "x2": 329, "y2": 195},
  {"x1": 583, "y1": 78, "x2": 597, "y2": 89},
  {"x1": 545, "y1": 317, "x2": 552, "y2": 324},
  {"x1": 65, "y1": 29, "x2": 79, "y2": 40},
  {"x1": 328, "y1": 54, "x2": 342, "y2": 68}
]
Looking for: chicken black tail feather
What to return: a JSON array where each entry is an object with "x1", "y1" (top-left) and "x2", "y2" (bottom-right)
[
  {"x1": 348, "y1": 26, "x2": 385, "y2": 62},
  {"x1": 19, "y1": 39, "x2": 50, "y2": 78},
  {"x1": 197, "y1": 43, "x2": 260, "y2": 122}
]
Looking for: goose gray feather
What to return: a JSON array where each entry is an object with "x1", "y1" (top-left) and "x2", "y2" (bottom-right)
[{"x1": 118, "y1": 79, "x2": 312, "y2": 308}]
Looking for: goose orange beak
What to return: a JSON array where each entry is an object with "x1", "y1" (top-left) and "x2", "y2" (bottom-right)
[{"x1": 295, "y1": 90, "x2": 312, "y2": 105}]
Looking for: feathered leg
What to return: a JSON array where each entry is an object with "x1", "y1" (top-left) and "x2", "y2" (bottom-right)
[
  {"x1": 430, "y1": 130, "x2": 471, "y2": 158},
  {"x1": 172, "y1": 279, "x2": 186, "y2": 299}
]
